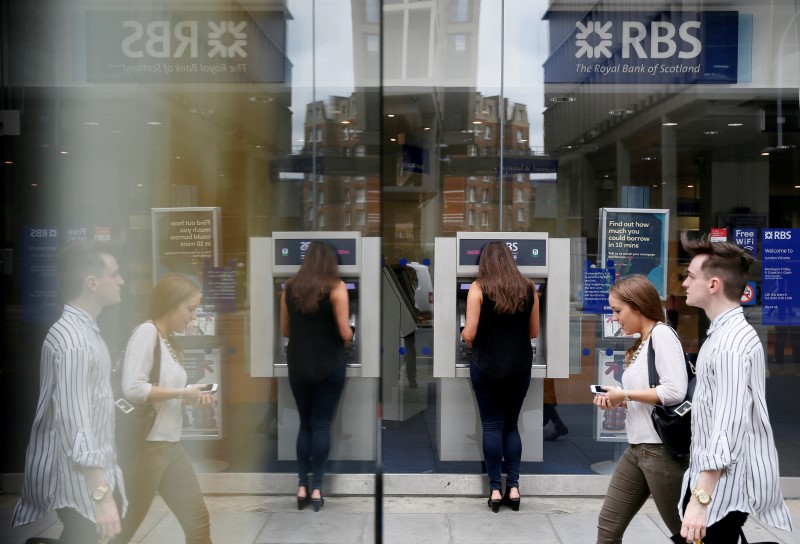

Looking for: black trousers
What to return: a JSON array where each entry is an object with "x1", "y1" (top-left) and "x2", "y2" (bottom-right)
[{"x1": 680, "y1": 489, "x2": 748, "y2": 543}]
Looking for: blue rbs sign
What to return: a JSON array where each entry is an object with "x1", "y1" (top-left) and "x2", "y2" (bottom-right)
[{"x1": 544, "y1": 11, "x2": 745, "y2": 85}]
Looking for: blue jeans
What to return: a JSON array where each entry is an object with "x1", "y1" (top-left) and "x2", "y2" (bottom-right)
[
  {"x1": 289, "y1": 360, "x2": 347, "y2": 491},
  {"x1": 469, "y1": 361, "x2": 531, "y2": 491}
]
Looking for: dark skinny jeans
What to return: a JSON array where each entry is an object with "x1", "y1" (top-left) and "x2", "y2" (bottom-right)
[
  {"x1": 469, "y1": 361, "x2": 531, "y2": 492},
  {"x1": 289, "y1": 360, "x2": 347, "y2": 491}
]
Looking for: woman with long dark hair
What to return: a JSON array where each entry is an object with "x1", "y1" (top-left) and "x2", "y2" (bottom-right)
[
  {"x1": 461, "y1": 241, "x2": 540, "y2": 512},
  {"x1": 280, "y1": 242, "x2": 353, "y2": 512},
  {"x1": 117, "y1": 273, "x2": 214, "y2": 543},
  {"x1": 594, "y1": 275, "x2": 689, "y2": 543}
]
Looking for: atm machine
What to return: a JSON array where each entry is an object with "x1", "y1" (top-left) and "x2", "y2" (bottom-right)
[
  {"x1": 433, "y1": 232, "x2": 570, "y2": 461},
  {"x1": 249, "y1": 232, "x2": 380, "y2": 460}
]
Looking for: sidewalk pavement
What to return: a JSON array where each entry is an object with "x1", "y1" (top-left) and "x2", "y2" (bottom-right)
[{"x1": 2, "y1": 494, "x2": 798, "y2": 543}]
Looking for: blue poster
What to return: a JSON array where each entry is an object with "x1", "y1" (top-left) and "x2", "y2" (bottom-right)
[
  {"x1": 20, "y1": 227, "x2": 61, "y2": 323},
  {"x1": 734, "y1": 228, "x2": 760, "y2": 259},
  {"x1": 762, "y1": 229, "x2": 800, "y2": 326},
  {"x1": 582, "y1": 265, "x2": 613, "y2": 314}
]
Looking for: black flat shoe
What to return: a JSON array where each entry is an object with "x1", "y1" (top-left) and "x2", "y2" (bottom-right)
[
  {"x1": 312, "y1": 496, "x2": 325, "y2": 512},
  {"x1": 488, "y1": 495, "x2": 501, "y2": 513},
  {"x1": 502, "y1": 488, "x2": 520, "y2": 511}
]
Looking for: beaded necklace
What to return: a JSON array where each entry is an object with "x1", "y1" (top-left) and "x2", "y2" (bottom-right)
[
  {"x1": 154, "y1": 323, "x2": 182, "y2": 364},
  {"x1": 627, "y1": 321, "x2": 660, "y2": 366}
]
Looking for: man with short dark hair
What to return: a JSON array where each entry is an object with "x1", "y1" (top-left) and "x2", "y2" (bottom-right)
[
  {"x1": 13, "y1": 241, "x2": 127, "y2": 543},
  {"x1": 678, "y1": 233, "x2": 792, "y2": 543}
]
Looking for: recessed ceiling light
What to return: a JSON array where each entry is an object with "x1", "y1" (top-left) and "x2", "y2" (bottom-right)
[
  {"x1": 550, "y1": 96, "x2": 576, "y2": 103},
  {"x1": 424, "y1": 127, "x2": 430, "y2": 131},
  {"x1": 472, "y1": 120, "x2": 483, "y2": 125},
  {"x1": 59, "y1": 150, "x2": 69, "y2": 155},
  {"x1": 795, "y1": 185, "x2": 800, "y2": 189},
  {"x1": 341, "y1": 120, "x2": 351, "y2": 125},
  {"x1": 609, "y1": 109, "x2": 632, "y2": 116},
  {"x1": 761, "y1": 151, "x2": 771, "y2": 156},
  {"x1": 137, "y1": 183, "x2": 144, "y2": 187},
  {"x1": 84, "y1": 122, "x2": 100, "y2": 126},
  {"x1": 387, "y1": 114, "x2": 395, "y2": 118},
  {"x1": 642, "y1": 156, "x2": 656, "y2": 161},
  {"x1": 652, "y1": 184, "x2": 658, "y2": 188},
  {"x1": 662, "y1": 122, "x2": 678, "y2": 126},
  {"x1": 519, "y1": 139, "x2": 528, "y2": 143},
  {"x1": 147, "y1": 121, "x2": 162, "y2": 126},
  {"x1": 190, "y1": 108, "x2": 215, "y2": 115},
  {"x1": 687, "y1": 185, "x2": 694, "y2": 188},
  {"x1": 390, "y1": 138, "x2": 396, "y2": 142},
  {"x1": 248, "y1": 95, "x2": 273, "y2": 103},
  {"x1": 31, "y1": 183, "x2": 38, "y2": 187},
  {"x1": 727, "y1": 122, "x2": 743, "y2": 127},
  {"x1": 704, "y1": 130, "x2": 719, "y2": 135},
  {"x1": 4, "y1": 160, "x2": 12, "y2": 165}
]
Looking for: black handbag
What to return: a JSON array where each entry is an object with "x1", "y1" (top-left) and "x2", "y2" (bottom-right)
[
  {"x1": 647, "y1": 324, "x2": 696, "y2": 459},
  {"x1": 112, "y1": 324, "x2": 161, "y2": 457}
]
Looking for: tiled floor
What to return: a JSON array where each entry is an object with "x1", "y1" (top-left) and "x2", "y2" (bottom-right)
[{"x1": 3, "y1": 495, "x2": 798, "y2": 543}]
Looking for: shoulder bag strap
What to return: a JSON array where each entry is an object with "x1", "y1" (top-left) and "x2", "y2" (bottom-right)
[
  {"x1": 647, "y1": 326, "x2": 659, "y2": 389},
  {"x1": 148, "y1": 321, "x2": 162, "y2": 386}
]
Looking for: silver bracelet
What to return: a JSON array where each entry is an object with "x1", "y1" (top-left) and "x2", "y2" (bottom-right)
[{"x1": 176, "y1": 387, "x2": 185, "y2": 401}]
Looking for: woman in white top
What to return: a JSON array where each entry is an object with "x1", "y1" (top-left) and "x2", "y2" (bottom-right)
[
  {"x1": 594, "y1": 275, "x2": 689, "y2": 544},
  {"x1": 117, "y1": 273, "x2": 214, "y2": 544}
]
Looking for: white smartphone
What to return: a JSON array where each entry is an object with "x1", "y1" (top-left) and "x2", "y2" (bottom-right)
[
  {"x1": 590, "y1": 384, "x2": 606, "y2": 394},
  {"x1": 199, "y1": 383, "x2": 219, "y2": 393}
]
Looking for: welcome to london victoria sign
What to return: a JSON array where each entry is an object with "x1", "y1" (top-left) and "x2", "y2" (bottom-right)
[{"x1": 544, "y1": 11, "x2": 750, "y2": 85}]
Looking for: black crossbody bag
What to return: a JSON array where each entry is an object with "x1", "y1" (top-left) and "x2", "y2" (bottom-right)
[{"x1": 647, "y1": 324, "x2": 695, "y2": 459}]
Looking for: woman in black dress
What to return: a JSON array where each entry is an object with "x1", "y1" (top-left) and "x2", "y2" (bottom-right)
[
  {"x1": 280, "y1": 242, "x2": 353, "y2": 511},
  {"x1": 461, "y1": 241, "x2": 540, "y2": 512}
]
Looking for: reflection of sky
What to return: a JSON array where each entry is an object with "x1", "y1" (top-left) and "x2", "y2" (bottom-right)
[
  {"x1": 287, "y1": 0, "x2": 356, "y2": 147},
  {"x1": 287, "y1": 0, "x2": 550, "y2": 150}
]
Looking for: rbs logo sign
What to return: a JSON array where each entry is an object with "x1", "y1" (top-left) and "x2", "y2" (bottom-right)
[
  {"x1": 764, "y1": 230, "x2": 792, "y2": 241},
  {"x1": 121, "y1": 20, "x2": 248, "y2": 59},
  {"x1": 575, "y1": 20, "x2": 701, "y2": 59}
]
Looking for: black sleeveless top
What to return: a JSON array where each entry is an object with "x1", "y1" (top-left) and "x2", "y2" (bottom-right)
[
  {"x1": 285, "y1": 283, "x2": 345, "y2": 384},
  {"x1": 471, "y1": 284, "x2": 535, "y2": 381}
]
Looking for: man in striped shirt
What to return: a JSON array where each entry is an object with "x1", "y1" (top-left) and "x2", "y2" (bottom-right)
[
  {"x1": 12, "y1": 241, "x2": 127, "y2": 543},
  {"x1": 679, "y1": 233, "x2": 792, "y2": 543}
]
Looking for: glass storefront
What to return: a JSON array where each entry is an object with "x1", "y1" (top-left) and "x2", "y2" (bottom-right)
[{"x1": 2, "y1": 0, "x2": 799, "y2": 536}]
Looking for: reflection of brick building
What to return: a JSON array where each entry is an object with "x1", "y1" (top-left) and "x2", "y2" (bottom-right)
[
  {"x1": 442, "y1": 93, "x2": 537, "y2": 235},
  {"x1": 299, "y1": 96, "x2": 380, "y2": 235}
]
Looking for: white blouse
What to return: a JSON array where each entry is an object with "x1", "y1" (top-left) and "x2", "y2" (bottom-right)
[
  {"x1": 121, "y1": 322, "x2": 187, "y2": 442},
  {"x1": 621, "y1": 323, "x2": 688, "y2": 444}
]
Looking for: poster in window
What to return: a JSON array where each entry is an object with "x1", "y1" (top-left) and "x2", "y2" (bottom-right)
[{"x1": 599, "y1": 208, "x2": 669, "y2": 299}]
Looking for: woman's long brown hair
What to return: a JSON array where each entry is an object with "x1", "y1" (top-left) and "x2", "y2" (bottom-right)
[
  {"x1": 607, "y1": 275, "x2": 664, "y2": 364},
  {"x1": 288, "y1": 242, "x2": 341, "y2": 313},
  {"x1": 477, "y1": 241, "x2": 532, "y2": 314}
]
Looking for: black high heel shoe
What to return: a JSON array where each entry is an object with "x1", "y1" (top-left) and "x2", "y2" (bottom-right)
[
  {"x1": 312, "y1": 490, "x2": 325, "y2": 512},
  {"x1": 297, "y1": 486, "x2": 310, "y2": 510},
  {"x1": 502, "y1": 488, "x2": 521, "y2": 511},
  {"x1": 488, "y1": 493, "x2": 501, "y2": 513}
]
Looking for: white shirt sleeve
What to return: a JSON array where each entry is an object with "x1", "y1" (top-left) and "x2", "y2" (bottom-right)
[
  {"x1": 652, "y1": 324, "x2": 689, "y2": 406},
  {"x1": 121, "y1": 322, "x2": 158, "y2": 404}
]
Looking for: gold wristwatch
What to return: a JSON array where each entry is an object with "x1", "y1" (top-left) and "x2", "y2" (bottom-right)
[
  {"x1": 692, "y1": 488, "x2": 712, "y2": 506},
  {"x1": 92, "y1": 485, "x2": 110, "y2": 502}
]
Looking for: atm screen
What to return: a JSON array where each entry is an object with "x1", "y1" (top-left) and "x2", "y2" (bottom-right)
[
  {"x1": 458, "y1": 239, "x2": 547, "y2": 267},
  {"x1": 274, "y1": 238, "x2": 357, "y2": 266}
]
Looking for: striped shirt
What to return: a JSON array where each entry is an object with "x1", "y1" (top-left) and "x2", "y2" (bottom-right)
[
  {"x1": 12, "y1": 305, "x2": 127, "y2": 526},
  {"x1": 680, "y1": 306, "x2": 792, "y2": 531}
]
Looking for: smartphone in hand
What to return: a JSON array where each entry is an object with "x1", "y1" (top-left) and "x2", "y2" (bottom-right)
[
  {"x1": 199, "y1": 383, "x2": 219, "y2": 393},
  {"x1": 590, "y1": 384, "x2": 606, "y2": 394}
]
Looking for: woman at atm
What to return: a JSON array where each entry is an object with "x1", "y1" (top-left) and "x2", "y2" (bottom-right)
[
  {"x1": 461, "y1": 241, "x2": 539, "y2": 513},
  {"x1": 280, "y1": 241, "x2": 354, "y2": 512}
]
